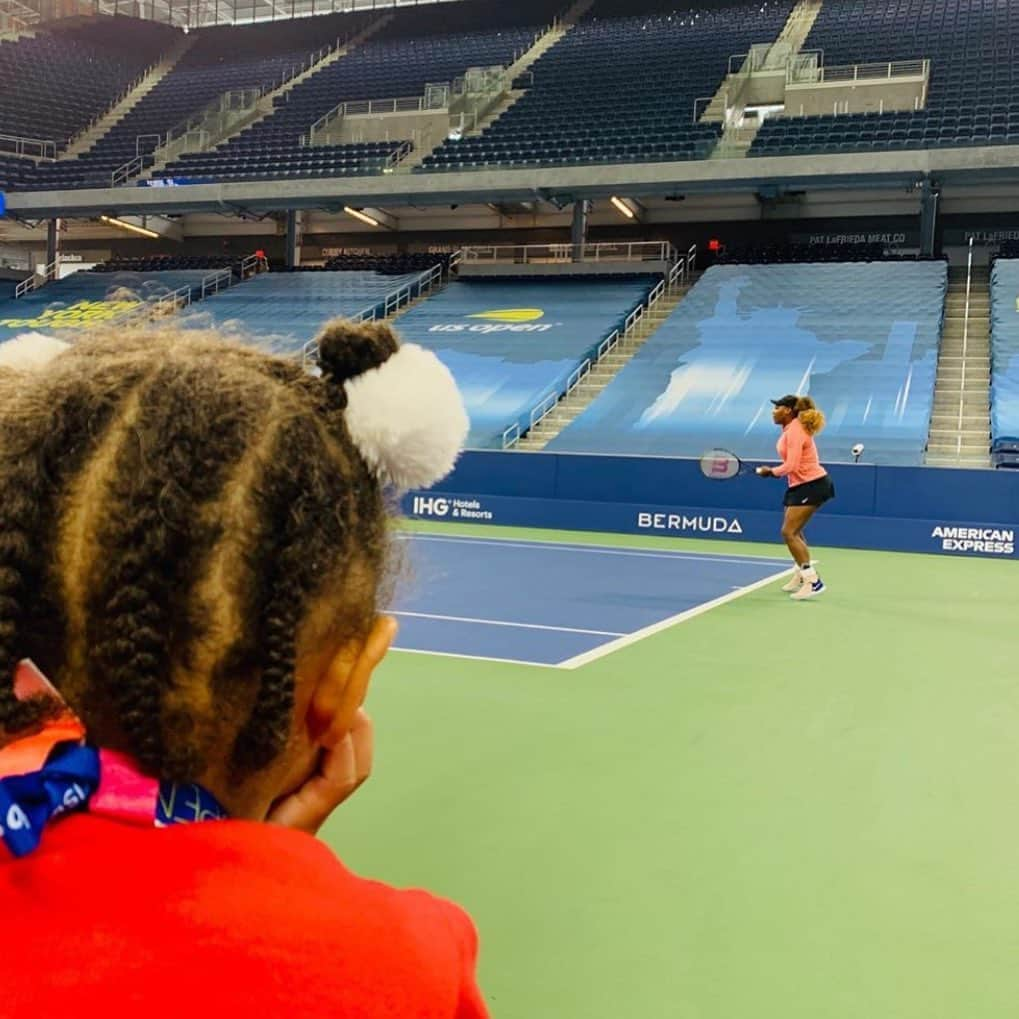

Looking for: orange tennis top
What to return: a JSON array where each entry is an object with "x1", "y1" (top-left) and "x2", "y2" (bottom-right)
[{"x1": 772, "y1": 417, "x2": 827, "y2": 487}]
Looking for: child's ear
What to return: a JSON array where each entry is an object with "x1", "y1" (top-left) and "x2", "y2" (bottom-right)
[{"x1": 307, "y1": 616, "x2": 397, "y2": 748}]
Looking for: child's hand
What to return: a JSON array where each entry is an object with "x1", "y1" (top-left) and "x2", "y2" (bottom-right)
[{"x1": 267, "y1": 708, "x2": 374, "y2": 835}]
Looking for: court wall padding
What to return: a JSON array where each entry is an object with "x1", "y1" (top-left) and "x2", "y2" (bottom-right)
[{"x1": 402, "y1": 451, "x2": 1019, "y2": 560}]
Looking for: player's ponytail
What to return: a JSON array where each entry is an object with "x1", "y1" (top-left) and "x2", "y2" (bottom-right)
[{"x1": 795, "y1": 396, "x2": 826, "y2": 436}]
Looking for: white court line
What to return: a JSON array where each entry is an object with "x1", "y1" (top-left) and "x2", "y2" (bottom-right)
[
  {"x1": 557, "y1": 566, "x2": 793, "y2": 670},
  {"x1": 391, "y1": 610, "x2": 625, "y2": 638},
  {"x1": 390, "y1": 646, "x2": 561, "y2": 670},
  {"x1": 396, "y1": 531, "x2": 788, "y2": 567}
]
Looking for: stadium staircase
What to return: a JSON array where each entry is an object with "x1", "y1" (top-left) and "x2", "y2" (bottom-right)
[
  {"x1": 393, "y1": 0, "x2": 592, "y2": 173},
  {"x1": 140, "y1": 13, "x2": 394, "y2": 183},
  {"x1": 926, "y1": 262, "x2": 992, "y2": 468},
  {"x1": 61, "y1": 33, "x2": 196, "y2": 160},
  {"x1": 389, "y1": 254, "x2": 460, "y2": 321},
  {"x1": 705, "y1": 0, "x2": 824, "y2": 159},
  {"x1": 515, "y1": 257, "x2": 698, "y2": 452},
  {"x1": 0, "y1": 0, "x2": 38, "y2": 40}
]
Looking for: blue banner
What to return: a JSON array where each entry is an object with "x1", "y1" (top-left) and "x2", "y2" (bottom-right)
[{"x1": 402, "y1": 450, "x2": 1019, "y2": 560}]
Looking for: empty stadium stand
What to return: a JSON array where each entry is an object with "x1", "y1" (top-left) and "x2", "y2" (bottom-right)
[
  {"x1": 544, "y1": 261, "x2": 948, "y2": 466},
  {"x1": 322, "y1": 252, "x2": 456, "y2": 275},
  {"x1": 989, "y1": 259, "x2": 1019, "y2": 466},
  {"x1": 162, "y1": 0, "x2": 558, "y2": 183},
  {"x1": 715, "y1": 242, "x2": 893, "y2": 264},
  {"x1": 752, "y1": 0, "x2": 1019, "y2": 157},
  {"x1": 421, "y1": 0, "x2": 793, "y2": 172},
  {"x1": 92, "y1": 254, "x2": 257, "y2": 275},
  {"x1": 0, "y1": 154, "x2": 35, "y2": 189},
  {"x1": 0, "y1": 16, "x2": 176, "y2": 149},
  {"x1": 176, "y1": 269, "x2": 435, "y2": 355},
  {"x1": 4, "y1": 12, "x2": 372, "y2": 191},
  {"x1": 392, "y1": 276, "x2": 661, "y2": 448},
  {"x1": 0, "y1": 268, "x2": 218, "y2": 342}
]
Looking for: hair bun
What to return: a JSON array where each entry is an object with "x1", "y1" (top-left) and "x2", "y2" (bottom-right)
[
  {"x1": 316, "y1": 319, "x2": 399, "y2": 383},
  {"x1": 343, "y1": 342, "x2": 468, "y2": 492}
]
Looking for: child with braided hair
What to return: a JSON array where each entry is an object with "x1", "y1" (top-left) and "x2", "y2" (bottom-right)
[{"x1": 0, "y1": 321, "x2": 484, "y2": 1017}]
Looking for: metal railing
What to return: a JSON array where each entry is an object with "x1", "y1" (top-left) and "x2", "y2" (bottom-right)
[
  {"x1": 109, "y1": 284, "x2": 194, "y2": 327},
  {"x1": 501, "y1": 244, "x2": 697, "y2": 448},
  {"x1": 303, "y1": 62, "x2": 511, "y2": 147},
  {"x1": 240, "y1": 252, "x2": 269, "y2": 279},
  {"x1": 957, "y1": 236, "x2": 974, "y2": 455},
  {"x1": 135, "y1": 133, "x2": 163, "y2": 157},
  {"x1": 693, "y1": 93, "x2": 722, "y2": 123},
  {"x1": 112, "y1": 154, "x2": 145, "y2": 188},
  {"x1": 304, "y1": 91, "x2": 449, "y2": 146},
  {"x1": 0, "y1": 132, "x2": 55, "y2": 160},
  {"x1": 262, "y1": 36, "x2": 346, "y2": 100},
  {"x1": 462, "y1": 242, "x2": 677, "y2": 266},
  {"x1": 198, "y1": 256, "x2": 266, "y2": 297},
  {"x1": 201, "y1": 269, "x2": 233, "y2": 299},
  {"x1": 301, "y1": 261, "x2": 447, "y2": 366},
  {"x1": 14, "y1": 258, "x2": 59, "y2": 298},
  {"x1": 788, "y1": 58, "x2": 928, "y2": 85}
]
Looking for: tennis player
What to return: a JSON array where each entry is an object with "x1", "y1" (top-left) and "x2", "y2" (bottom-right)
[{"x1": 756, "y1": 395, "x2": 835, "y2": 599}]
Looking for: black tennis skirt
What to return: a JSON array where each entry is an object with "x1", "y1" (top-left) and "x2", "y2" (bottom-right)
[{"x1": 783, "y1": 474, "x2": 836, "y2": 508}]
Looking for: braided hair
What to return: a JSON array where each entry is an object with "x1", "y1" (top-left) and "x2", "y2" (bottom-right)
[{"x1": 0, "y1": 320, "x2": 396, "y2": 783}]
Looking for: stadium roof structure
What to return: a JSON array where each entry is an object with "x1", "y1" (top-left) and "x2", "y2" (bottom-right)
[{"x1": 48, "y1": 0, "x2": 488, "y2": 28}]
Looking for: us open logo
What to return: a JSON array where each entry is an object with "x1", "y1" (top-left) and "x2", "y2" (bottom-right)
[{"x1": 427, "y1": 308, "x2": 556, "y2": 335}]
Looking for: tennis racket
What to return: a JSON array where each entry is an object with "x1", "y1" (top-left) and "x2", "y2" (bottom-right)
[{"x1": 699, "y1": 448, "x2": 762, "y2": 480}]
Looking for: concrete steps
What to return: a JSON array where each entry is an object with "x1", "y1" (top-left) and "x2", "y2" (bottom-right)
[
  {"x1": 925, "y1": 267, "x2": 991, "y2": 467},
  {"x1": 139, "y1": 13, "x2": 394, "y2": 182},
  {"x1": 514, "y1": 280, "x2": 695, "y2": 451},
  {"x1": 62, "y1": 34, "x2": 195, "y2": 159},
  {"x1": 711, "y1": 121, "x2": 761, "y2": 159},
  {"x1": 393, "y1": 0, "x2": 590, "y2": 172},
  {"x1": 774, "y1": 0, "x2": 823, "y2": 53}
]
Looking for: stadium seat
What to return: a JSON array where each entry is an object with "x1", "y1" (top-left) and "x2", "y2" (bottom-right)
[
  {"x1": 989, "y1": 259, "x2": 1019, "y2": 457},
  {"x1": 545, "y1": 261, "x2": 949, "y2": 467},
  {"x1": 174, "y1": 270, "x2": 433, "y2": 355},
  {"x1": 391, "y1": 276, "x2": 661, "y2": 448},
  {"x1": 0, "y1": 268, "x2": 218, "y2": 342},
  {"x1": 751, "y1": 0, "x2": 1019, "y2": 159}
]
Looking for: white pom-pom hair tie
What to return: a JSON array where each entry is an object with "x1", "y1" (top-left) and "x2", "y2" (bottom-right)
[
  {"x1": 343, "y1": 343, "x2": 468, "y2": 492},
  {"x1": 0, "y1": 333, "x2": 71, "y2": 370}
]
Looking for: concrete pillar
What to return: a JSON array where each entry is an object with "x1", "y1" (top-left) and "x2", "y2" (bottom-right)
[
  {"x1": 285, "y1": 209, "x2": 301, "y2": 269},
  {"x1": 919, "y1": 178, "x2": 939, "y2": 258},
  {"x1": 571, "y1": 200, "x2": 590, "y2": 259},
  {"x1": 46, "y1": 218, "x2": 59, "y2": 270}
]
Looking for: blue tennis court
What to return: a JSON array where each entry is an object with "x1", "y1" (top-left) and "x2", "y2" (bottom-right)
[{"x1": 390, "y1": 533, "x2": 791, "y2": 668}]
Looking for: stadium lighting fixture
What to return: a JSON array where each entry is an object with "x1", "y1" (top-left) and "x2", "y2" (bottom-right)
[
  {"x1": 610, "y1": 196, "x2": 636, "y2": 219},
  {"x1": 343, "y1": 206, "x2": 381, "y2": 227},
  {"x1": 99, "y1": 215, "x2": 160, "y2": 239}
]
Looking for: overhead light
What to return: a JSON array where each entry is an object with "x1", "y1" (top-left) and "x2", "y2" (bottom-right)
[
  {"x1": 610, "y1": 196, "x2": 636, "y2": 220},
  {"x1": 343, "y1": 206, "x2": 380, "y2": 227},
  {"x1": 99, "y1": 215, "x2": 160, "y2": 239}
]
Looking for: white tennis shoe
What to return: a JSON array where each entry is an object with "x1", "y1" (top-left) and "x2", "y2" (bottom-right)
[{"x1": 791, "y1": 577, "x2": 826, "y2": 600}]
